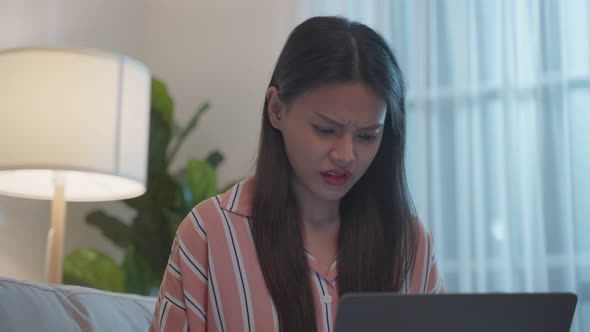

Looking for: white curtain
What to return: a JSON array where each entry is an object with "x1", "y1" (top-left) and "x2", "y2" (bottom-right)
[{"x1": 279, "y1": 1, "x2": 590, "y2": 331}]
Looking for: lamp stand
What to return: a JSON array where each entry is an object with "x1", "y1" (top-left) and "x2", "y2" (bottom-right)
[{"x1": 45, "y1": 173, "x2": 67, "y2": 284}]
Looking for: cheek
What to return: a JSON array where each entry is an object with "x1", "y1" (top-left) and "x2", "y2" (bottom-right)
[
  {"x1": 284, "y1": 139, "x2": 304, "y2": 167},
  {"x1": 282, "y1": 128, "x2": 325, "y2": 170},
  {"x1": 356, "y1": 141, "x2": 382, "y2": 172}
]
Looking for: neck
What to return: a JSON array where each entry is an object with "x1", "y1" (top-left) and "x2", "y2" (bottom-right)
[
  {"x1": 291, "y1": 178, "x2": 340, "y2": 227},
  {"x1": 291, "y1": 177, "x2": 341, "y2": 271}
]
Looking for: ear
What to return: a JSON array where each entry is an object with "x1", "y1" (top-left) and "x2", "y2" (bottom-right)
[{"x1": 266, "y1": 87, "x2": 286, "y2": 130}]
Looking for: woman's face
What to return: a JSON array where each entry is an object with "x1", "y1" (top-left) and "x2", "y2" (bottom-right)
[{"x1": 267, "y1": 81, "x2": 387, "y2": 202}]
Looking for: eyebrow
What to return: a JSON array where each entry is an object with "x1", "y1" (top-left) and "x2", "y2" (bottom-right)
[{"x1": 314, "y1": 112, "x2": 384, "y2": 131}]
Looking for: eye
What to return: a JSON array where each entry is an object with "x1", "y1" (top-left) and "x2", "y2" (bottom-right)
[
  {"x1": 313, "y1": 125, "x2": 336, "y2": 136},
  {"x1": 357, "y1": 131, "x2": 380, "y2": 142}
]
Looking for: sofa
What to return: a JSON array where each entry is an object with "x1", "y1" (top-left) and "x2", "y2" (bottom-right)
[{"x1": 0, "y1": 276, "x2": 157, "y2": 332}]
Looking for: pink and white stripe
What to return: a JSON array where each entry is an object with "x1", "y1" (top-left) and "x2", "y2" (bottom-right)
[{"x1": 150, "y1": 177, "x2": 444, "y2": 332}]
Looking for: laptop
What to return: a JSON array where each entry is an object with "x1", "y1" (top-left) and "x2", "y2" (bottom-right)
[{"x1": 334, "y1": 293, "x2": 577, "y2": 332}]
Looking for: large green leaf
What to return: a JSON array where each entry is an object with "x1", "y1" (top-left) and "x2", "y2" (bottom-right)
[
  {"x1": 123, "y1": 247, "x2": 158, "y2": 295},
  {"x1": 163, "y1": 209, "x2": 187, "y2": 236},
  {"x1": 123, "y1": 190, "x2": 152, "y2": 211},
  {"x1": 125, "y1": 174, "x2": 183, "y2": 212},
  {"x1": 86, "y1": 210, "x2": 130, "y2": 249},
  {"x1": 129, "y1": 211, "x2": 171, "y2": 277},
  {"x1": 63, "y1": 248, "x2": 124, "y2": 292},
  {"x1": 151, "y1": 174, "x2": 185, "y2": 210},
  {"x1": 185, "y1": 159, "x2": 218, "y2": 208},
  {"x1": 151, "y1": 78, "x2": 174, "y2": 130},
  {"x1": 147, "y1": 110, "x2": 172, "y2": 176}
]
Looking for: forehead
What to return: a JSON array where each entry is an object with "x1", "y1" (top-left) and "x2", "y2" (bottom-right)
[{"x1": 288, "y1": 82, "x2": 388, "y2": 123}]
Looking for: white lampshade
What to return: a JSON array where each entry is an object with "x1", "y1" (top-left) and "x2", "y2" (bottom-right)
[{"x1": 0, "y1": 47, "x2": 151, "y2": 202}]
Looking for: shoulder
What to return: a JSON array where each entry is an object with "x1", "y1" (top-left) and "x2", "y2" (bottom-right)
[
  {"x1": 409, "y1": 218, "x2": 435, "y2": 275},
  {"x1": 176, "y1": 176, "x2": 255, "y2": 238},
  {"x1": 413, "y1": 218, "x2": 434, "y2": 256},
  {"x1": 406, "y1": 218, "x2": 443, "y2": 293}
]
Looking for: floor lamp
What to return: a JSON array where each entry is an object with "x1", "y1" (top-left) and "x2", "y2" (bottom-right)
[{"x1": 0, "y1": 47, "x2": 151, "y2": 283}]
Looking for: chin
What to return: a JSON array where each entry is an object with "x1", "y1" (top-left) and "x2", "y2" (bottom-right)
[{"x1": 317, "y1": 185, "x2": 351, "y2": 201}]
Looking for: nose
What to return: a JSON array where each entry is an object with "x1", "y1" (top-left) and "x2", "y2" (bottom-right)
[{"x1": 330, "y1": 134, "x2": 356, "y2": 167}]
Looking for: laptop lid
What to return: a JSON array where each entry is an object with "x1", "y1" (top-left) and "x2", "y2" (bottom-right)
[{"x1": 334, "y1": 293, "x2": 577, "y2": 332}]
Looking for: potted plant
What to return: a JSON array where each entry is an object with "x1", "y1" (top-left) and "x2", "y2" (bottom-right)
[{"x1": 63, "y1": 78, "x2": 226, "y2": 295}]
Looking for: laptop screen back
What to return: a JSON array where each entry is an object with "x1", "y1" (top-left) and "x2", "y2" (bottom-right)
[{"x1": 334, "y1": 293, "x2": 577, "y2": 332}]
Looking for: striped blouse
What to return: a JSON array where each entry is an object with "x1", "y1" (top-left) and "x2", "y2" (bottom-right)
[{"x1": 150, "y1": 177, "x2": 444, "y2": 332}]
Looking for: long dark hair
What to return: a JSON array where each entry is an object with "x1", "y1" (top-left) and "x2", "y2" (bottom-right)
[{"x1": 251, "y1": 16, "x2": 418, "y2": 332}]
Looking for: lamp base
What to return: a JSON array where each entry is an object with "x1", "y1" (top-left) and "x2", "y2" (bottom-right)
[{"x1": 44, "y1": 174, "x2": 67, "y2": 284}]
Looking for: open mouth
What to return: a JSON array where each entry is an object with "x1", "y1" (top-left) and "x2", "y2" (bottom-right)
[{"x1": 321, "y1": 170, "x2": 351, "y2": 186}]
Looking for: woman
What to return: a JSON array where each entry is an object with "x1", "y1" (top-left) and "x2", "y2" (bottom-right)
[{"x1": 150, "y1": 16, "x2": 443, "y2": 332}]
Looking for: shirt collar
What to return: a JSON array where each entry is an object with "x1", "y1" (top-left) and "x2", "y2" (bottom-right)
[
  {"x1": 219, "y1": 176, "x2": 254, "y2": 217},
  {"x1": 220, "y1": 177, "x2": 338, "y2": 281}
]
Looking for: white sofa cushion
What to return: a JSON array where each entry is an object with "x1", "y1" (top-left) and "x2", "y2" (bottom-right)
[{"x1": 0, "y1": 277, "x2": 157, "y2": 332}]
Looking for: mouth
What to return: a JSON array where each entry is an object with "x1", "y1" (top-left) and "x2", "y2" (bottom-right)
[{"x1": 321, "y1": 169, "x2": 351, "y2": 186}]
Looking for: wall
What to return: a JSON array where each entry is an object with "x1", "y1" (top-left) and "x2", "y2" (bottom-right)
[{"x1": 0, "y1": 0, "x2": 279, "y2": 281}]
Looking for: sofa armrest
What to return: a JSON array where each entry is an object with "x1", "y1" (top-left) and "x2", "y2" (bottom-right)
[{"x1": 0, "y1": 277, "x2": 157, "y2": 332}]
